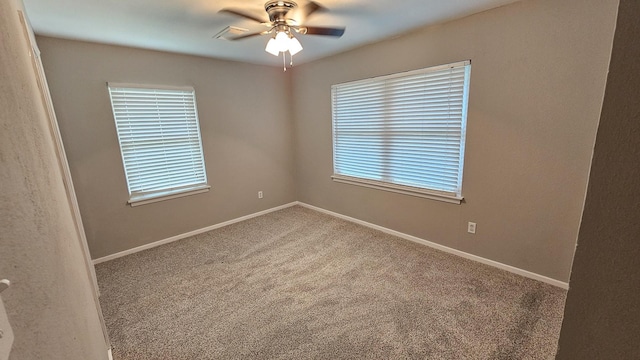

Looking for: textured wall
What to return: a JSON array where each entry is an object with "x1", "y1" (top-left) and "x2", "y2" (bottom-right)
[
  {"x1": 290, "y1": 0, "x2": 618, "y2": 282},
  {"x1": 556, "y1": 0, "x2": 640, "y2": 357},
  {"x1": 37, "y1": 37, "x2": 296, "y2": 259},
  {"x1": 0, "y1": 0, "x2": 108, "y2": 358}
]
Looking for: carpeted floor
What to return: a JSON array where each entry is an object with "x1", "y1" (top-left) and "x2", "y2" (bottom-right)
[{"x1": 96, "y1": 205, "x2": 567, "y2": 359}]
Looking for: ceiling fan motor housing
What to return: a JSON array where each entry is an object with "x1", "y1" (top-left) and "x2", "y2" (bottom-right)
[{"x1": 265, "y1": 1, "x2": 297, "y2": 23}]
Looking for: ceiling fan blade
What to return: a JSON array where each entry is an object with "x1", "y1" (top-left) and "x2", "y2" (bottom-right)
[
  {"x1": 303, "y1": 1, "x2": 324, "y2": 18},
  {"x1": 289, "y1": 1, "x2": 324, "y2": 23},
  {"x1": 300, "y1": 26, "x2": 345, "y2": 37},
  {"x1": 219, "y1": 8, "x2": 267, "y2": 24},
  {"x1": 229, "y1": 31, "x2": 269, "y2": 41}
]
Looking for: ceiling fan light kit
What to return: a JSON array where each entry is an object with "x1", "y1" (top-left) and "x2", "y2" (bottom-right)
[
  {"x1": 219, "y1": 0, "x2": 345, "y2": 70},
  {"x1": 265, "y1": 28, "x2": 302, "y2": 56}
]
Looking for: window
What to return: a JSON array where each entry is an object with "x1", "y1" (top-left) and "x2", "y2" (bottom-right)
[
  {"x1": 108, "y1": 84, "x2": 209, "y2": 206},
  {"x1": 331, "y1": 61, "x2": 471, "y2": 204}
]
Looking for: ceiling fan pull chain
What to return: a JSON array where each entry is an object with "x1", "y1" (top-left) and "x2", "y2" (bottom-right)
[
  {"x1": 290, "y1": 52, "x2": 294, "y2": 67},
  {"x1": 283, "y1": 52, "x2": 287, "y2": 72}
]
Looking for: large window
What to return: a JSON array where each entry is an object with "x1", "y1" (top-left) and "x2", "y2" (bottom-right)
[
  {"x1": 331, "y1": 61, "x2": 471, "y2": 204},
  {"x1": 108, "y1": 84, "x2": 209, "y2": 206}
]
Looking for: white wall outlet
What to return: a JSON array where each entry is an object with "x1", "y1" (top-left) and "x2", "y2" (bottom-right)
[
  {"x1": 467, "y1": 222, "x2": 477, "y2": 234},
  {"x1": 258, "y1": 191, "x2": 263, "y2": 199}
]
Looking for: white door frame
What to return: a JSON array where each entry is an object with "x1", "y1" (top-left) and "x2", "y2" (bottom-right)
[{"x1": 16, "y1": 5, "x2": 111, "y2": 352}]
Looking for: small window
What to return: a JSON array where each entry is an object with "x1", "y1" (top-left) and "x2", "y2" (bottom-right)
[
  {"x1": 331, "y1": 61, "x2": 471, "y2": 204},
  {"x1": 108, "y1": 84, "x2": 209, "y2": 206}
]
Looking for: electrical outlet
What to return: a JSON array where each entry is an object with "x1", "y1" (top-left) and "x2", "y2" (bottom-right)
[
  {"x1": 467, "y1": 222, "x2": 477, "y2": 234},
  {"x1": 258, "y1": 191, "x2": 263, "y2": 199}
]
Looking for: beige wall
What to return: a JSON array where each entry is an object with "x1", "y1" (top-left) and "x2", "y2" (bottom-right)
[
  {"x1": 291, "y1": 0, "x2": 618, "y2": 282},
  {"x1": 557, "y1": 0, "x2": 640, "y2": 357},
  {"x1": 0, "y1": 0, "x2": 108, "y2": 358},
  {"x1": 37, "y1": 0, "x2": 618, "y2": 282},
  {"x1": 37, "y1": 37, "x2": 296, "y2": 259}
]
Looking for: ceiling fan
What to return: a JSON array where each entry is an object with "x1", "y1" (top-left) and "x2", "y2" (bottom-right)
[{"x1": 219, "y1": 0, "x2": 345, "y2": 69}]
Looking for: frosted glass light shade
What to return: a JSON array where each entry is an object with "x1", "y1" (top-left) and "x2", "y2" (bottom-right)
[
  {"x1": 288, "y1": 36, "x2": 303, "y2": 55},
  {"x1": 275, "y1": 31, "x2": 290, "y2": 52},
  {"x1": 265, "y1": 38, "x2": 280, "y2": 56}
]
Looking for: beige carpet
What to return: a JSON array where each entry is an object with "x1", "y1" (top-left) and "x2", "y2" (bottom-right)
[{"x1": 96, "y1": 206, "x2": 566, "y2": 359}]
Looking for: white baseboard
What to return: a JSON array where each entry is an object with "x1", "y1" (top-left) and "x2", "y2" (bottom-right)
[
  {"x1": 107, "y1": 348, "x2": 113, "y2": 360},
  {"x1": 92, "y1": 202, "x2": 298, "y2": 265},
  {"x1": 296, "y1": 202, "x2": 569, "y2": 290},
  {"x1": 93, "y1": 200, "x2": 568, "y2": 290}
]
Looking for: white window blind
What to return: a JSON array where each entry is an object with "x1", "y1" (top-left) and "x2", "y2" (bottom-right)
[
  {"x1": 331, "y1": 61, "x2": 471, "y2": 203},
  {"x1": 108, "y1": 84, "x2": 208, "y2": 205}
]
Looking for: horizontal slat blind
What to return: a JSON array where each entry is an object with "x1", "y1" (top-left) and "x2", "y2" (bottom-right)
[
  {"x1": 332, "y1": 61, "x2": 471, "y2": 198},
  {"x1": 108, "y1": 85, "x2": 207, "y2": 198}
]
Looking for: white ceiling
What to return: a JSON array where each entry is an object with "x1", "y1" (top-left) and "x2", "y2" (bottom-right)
[{"x1": 22, "y1": 0, "x2": 520, "y2": 67}]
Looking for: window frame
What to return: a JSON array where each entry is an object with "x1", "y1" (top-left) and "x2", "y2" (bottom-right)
[
  {"x1": 107, "y1": 83, "x2": 210, "y2": 206},
  {"x1": 331, "y1": 61, "x2": 471, "y2": 204}
]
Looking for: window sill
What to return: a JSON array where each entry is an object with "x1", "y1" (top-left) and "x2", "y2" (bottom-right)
[
  {"x1": 331, "y1": 175, "x2": 463, "y2": 204},
  {"x1": 128, "y1": 184, "x2": 211, "y2": 207}
]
